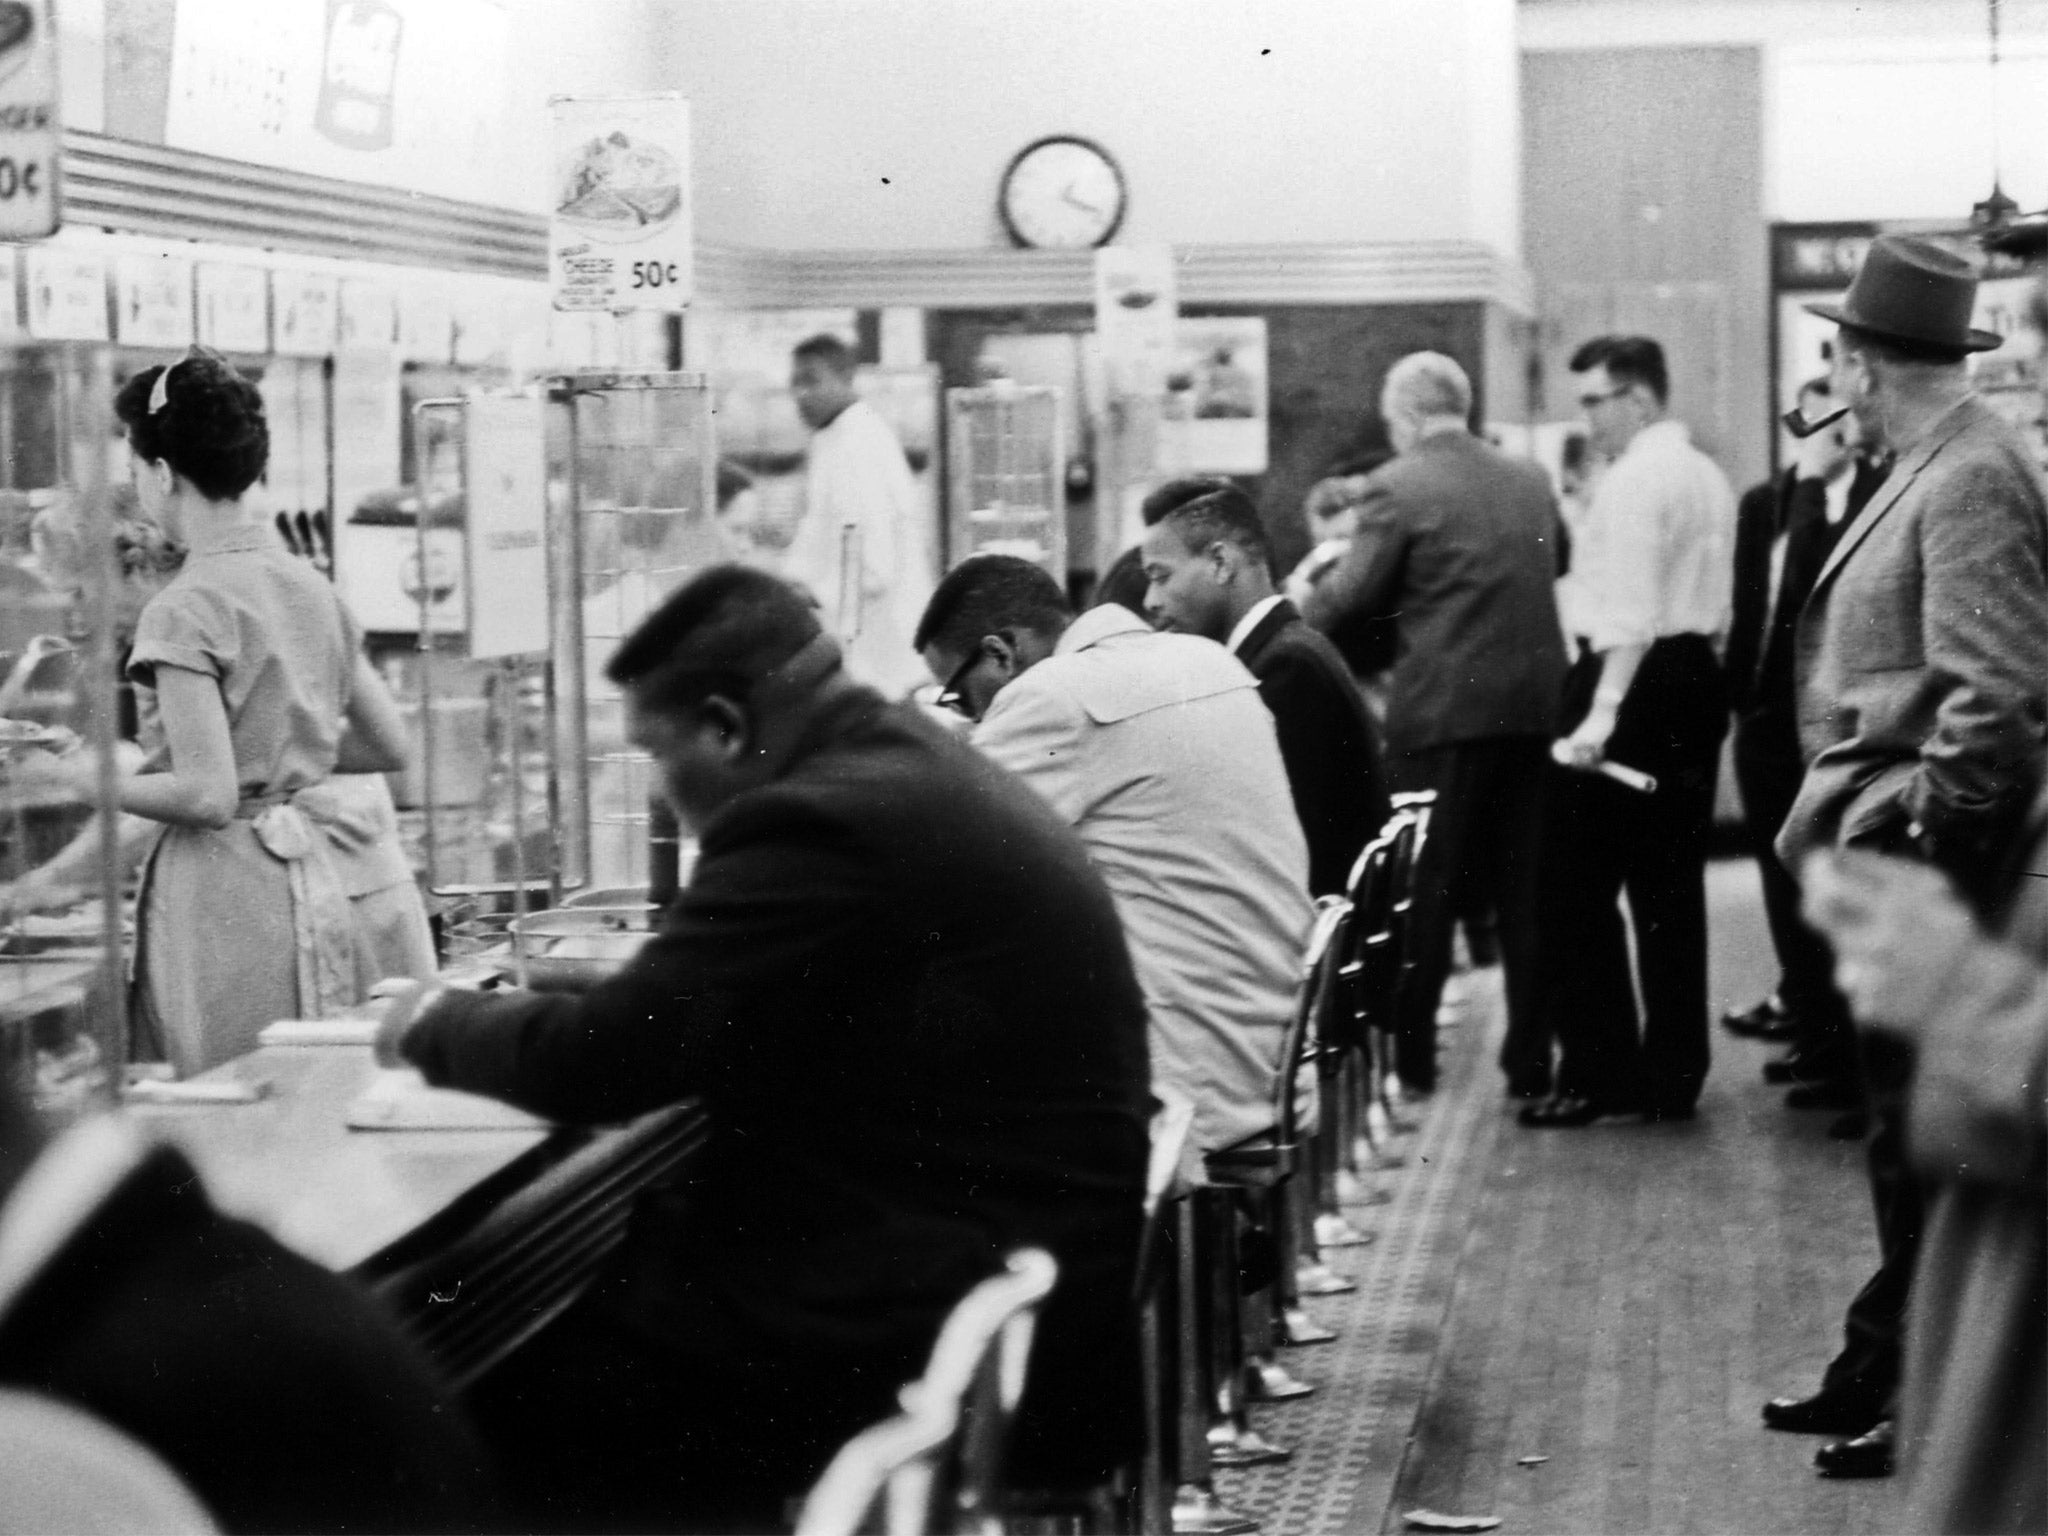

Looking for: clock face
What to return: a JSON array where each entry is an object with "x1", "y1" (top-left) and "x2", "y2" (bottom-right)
[{"x1": 999, "y1": 136, "x2": 1127, "y2": 250}]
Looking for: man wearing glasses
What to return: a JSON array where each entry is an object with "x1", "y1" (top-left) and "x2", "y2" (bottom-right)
[
  {"x1": 1524, "y1": 335, "x2": 1736, "y2": 1128},
  {"x1": 915, "y1": 555, "x2": 1313, "y2": 1165}
]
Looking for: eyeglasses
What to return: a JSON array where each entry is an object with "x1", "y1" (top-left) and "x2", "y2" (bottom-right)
[
  {"x1": 1577, "y1": 384, "x2": 1632, "y2": 412},
  {"x1": 933, "y1": 647, "x2": 985, "y2": 720}
]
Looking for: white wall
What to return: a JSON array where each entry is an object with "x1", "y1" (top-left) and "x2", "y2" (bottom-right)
[
  {"x1": 660, "y1": 0, "x2": 1523, "y2": 255},
  {"x1": 1521, "y1": 0, "x2": 2048, "y2": 222}
]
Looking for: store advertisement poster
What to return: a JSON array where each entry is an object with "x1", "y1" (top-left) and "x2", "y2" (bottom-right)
[
  {"x1": 273, "y1": 269, "x2": 340, "y2": 357},
  {"x1": 25, "y1": 248, "x2": 107, "y2": 340},
  {"x1": 163, "y1": 0, "x2": 509, "y2": 209},
  {"x1": 463, "y1": 392, "x2": 550, "y2": 658},
  {"x1": 549, "y1": 93, "x2": 692, "y2": 313},
  {"x1": 197, "y1": 262, "x2": 269, "y2": 352},
  {"x1": 114, "y1": 254, "x2": 195, "y2": 349},
  {"x1": 1162, "y1": 316, "x2": 1269, "y2": 474},
  {"x1": 1093, "y1": 244, "x2": 1178, "y2": 397}
]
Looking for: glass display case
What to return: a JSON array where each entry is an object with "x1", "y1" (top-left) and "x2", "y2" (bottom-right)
[
  {"x1": 0, "y1": 343, "x2": 135, "y2": 1122},
  {"x1": 945, "y1": 383, "x2": 1067, "y2": 574}
]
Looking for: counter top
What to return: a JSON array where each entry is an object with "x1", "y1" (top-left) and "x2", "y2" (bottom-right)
[
  {"x1": 127, "y1": 1044, "x2": 551, "y2": 1272},
  {"x1": 125, "y1": 1039, "x2": 710, "y2": 1386}
]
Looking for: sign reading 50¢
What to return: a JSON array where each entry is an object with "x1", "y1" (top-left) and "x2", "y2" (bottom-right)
[
  {"x1": 0, "y1": 0, "x2": 58, "y2": 241},
  {"x1": 548, "y1": 93, "x2": 691, "y2": 313}
]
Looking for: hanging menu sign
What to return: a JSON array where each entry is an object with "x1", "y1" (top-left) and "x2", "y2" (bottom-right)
[
  {"x1": 196, "y1": 261, "x2": 270, "y2": 351},
  {"x1": 0, "y1": 0, "x2": 60, "y2": 241},
  {"x1": 25, "y1": 248, "x2": 108, "y2": 340},
  {"x1": 273, "y1": 269, "x2": 339, "y2": 356},
  {"x1": 548, "y1": 93, "x2": 692, "y2": 313},
  {"x1": 114, "y1": 253, "x2": 195, "y2": 348}
]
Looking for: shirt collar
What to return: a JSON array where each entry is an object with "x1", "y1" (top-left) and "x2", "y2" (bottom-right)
[
  {"x1": 1226, "y1": 594, "x2": 1286, "y2": 655},
  {"x1": 1057, "y1": 602, "x2": 1150, "y2": 656},
  {"x1": 185, "y1": 522, "x2": 275, "y2": 558}
]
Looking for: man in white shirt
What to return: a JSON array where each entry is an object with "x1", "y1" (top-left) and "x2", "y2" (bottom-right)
[
  {"x1": 786, "y1": 333, "x2": 934, "y2": 698},
  {"x1": 914, "y1": 554, "x2": 1313, "y2": 1158},
  {"x1": 1526, "y1": 335, "x2": 1736, "y2": 1127}
]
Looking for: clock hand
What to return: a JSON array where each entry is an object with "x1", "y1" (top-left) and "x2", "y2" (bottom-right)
[{"x1": 1060, "y1": 181, "x2": 1102, "y2": 214}]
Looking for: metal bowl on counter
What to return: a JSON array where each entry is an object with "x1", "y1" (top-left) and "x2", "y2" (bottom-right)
[
  {"x1": 509, "y1": 907, "x2": 656, "y2": 991},
  {"x1": 561, "y1": 886, "x2": 657, "y2": 912}
]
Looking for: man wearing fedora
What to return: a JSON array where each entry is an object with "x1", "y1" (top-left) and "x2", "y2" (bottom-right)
[{"x1": 1765, "y1": 234, "x2": 2048, "y2": 1480}]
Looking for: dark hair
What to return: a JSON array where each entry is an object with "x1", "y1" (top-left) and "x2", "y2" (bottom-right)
[
  {"x1": 1569, "y1": 334, "x2": 1670, "y2": 406},
  {"x1": 113, "y1": 348, "x2": 269, "y2": 501},
  {"x1": 714, "y1": 459, "x2": 754, "y2": 510},
  {"x1": 791, "y1": 333, "x2": 857, "y2": 377},
  {"x1": 1093, "y1": 546, "x2": 1151, "y2": 619},
  {"x1": 1145, "y1": 482, "x2": 1272, "y2": 570},
  {"x1": 1835, "y1": 324, "x2": 1969, "y2": 368},
  {"x1": 913, "y1": 554, "x2": 1072, "y2": 656},
  {"x1": 1140, "y1": 476, "x2": 1237, "y2": 526},
  {"x1": 606, "y1": 564, "x2": 824, "y2": 715}
]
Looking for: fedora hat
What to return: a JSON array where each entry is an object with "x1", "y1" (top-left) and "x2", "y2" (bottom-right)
[{"x1": 1805, "y1": 234, "x2": 2002, "y2": 354}]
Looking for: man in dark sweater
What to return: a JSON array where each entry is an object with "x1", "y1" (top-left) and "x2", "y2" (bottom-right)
[
  {"x1": 377, "y1": 566, "x2": 1151, "y2": 1534},
  {"x1": 1724, "y1": 377, "x2": 1888, "y2": 1113},
  {"x1": 1139, "y1": 477, "x2": 1389, "y2": 897}
]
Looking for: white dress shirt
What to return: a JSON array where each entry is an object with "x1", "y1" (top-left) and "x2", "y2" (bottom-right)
[
  {"x1": 1225, "y1": 593, "x2": 1286, "y2": 656},
  {"x1": 1566, "y1": 419, "x2": 1736, "y2": 653},
  {"x1": 971, "y1": 605, "x2": 1313, "y2": 1156}
]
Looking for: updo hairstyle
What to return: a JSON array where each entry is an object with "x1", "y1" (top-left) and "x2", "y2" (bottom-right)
[{"x1": 113, "y1": 348, "x2": 269, "y2": 502}]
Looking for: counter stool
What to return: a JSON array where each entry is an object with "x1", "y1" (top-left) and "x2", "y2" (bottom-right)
[{"x1": 795, "y1": 1249, "x2": 1059, "y2": 1536}]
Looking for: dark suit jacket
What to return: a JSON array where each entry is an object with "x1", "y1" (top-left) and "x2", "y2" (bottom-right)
[
  {"x1": 1236, "y1": 599, "x2": 1389, "y2": 895},
  {"x1": 1779, "y1": 395, "x2": 2048, "y2": 884},
  {"x1": 1301, "y1": 430, "x2": 1569, "y2": 755},
  {"x1": 1728, "y1": 460, "x2": 1889, "y2": 720},
  {"x1": 1727, "y1": 470, "x2": 1797, "y2": 717},
  {"x1": 405, "y1": 687, "x2": 1152, "y2": 1475},
  {"x1": 0, "y1": 1141, "x2": 496, "y2": 1534}
]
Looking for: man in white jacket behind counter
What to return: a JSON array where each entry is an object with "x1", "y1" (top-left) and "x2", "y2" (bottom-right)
[{"x1": 786, "y1": 332, "x2": 934, "y2": 697}]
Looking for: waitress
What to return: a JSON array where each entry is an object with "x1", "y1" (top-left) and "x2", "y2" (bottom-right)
[{"x1": 15, "y1": 349, "x2": 409, "y2": 1074}]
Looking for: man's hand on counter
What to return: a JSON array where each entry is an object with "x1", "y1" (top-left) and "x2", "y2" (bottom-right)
[{"x1": 372, "y1": 979, "x2": 445, "y2": 1067}]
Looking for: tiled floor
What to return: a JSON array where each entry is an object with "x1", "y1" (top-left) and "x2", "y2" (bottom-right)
[{"x1": 1215, "y1": 858, "x2": 1903, "y2": 1536}]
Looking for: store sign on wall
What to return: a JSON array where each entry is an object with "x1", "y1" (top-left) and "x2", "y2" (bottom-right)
[
  {"x1": 315, "y1": 0, "x2": 401, "y2": 152},
  {"x1": 548, "y1": 94, "x2": 692, "y2": 313}
]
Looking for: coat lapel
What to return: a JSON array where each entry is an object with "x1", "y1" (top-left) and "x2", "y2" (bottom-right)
[
  {"x1": 1808, "y1": 398, "x2": 1982, "y2": 597},
  {"x1": 1236, "y1": 599, "x2": 1297, "y2": 671}
]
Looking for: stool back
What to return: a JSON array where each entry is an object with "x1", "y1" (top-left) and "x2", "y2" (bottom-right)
[
  {"x1": 1276, "y1": 896, "x2": 1354, "y2": 1145},
  {"x1": 795, "y1": 1249, "x2": 1060, "y2": 1536}
]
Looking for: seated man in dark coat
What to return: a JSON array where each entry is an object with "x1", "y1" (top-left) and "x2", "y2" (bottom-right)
[
  {"x1": 0, "y1": 1082, "x2": 497, "y2": 1534},
  {"x1": 377, "y1": 565, "x2": 1152, "y2": 1534},
  {"x1": 1138, "y1": 477, "x2": 1389, "y2": 897}
]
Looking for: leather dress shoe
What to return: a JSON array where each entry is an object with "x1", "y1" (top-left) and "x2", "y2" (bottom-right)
[
  {"x1": 1506, "y1": 1075, "x2": 1552, "y2": 1101},
  {"x1": 1722, "y1": 997, "x2": 1796, "y2": 1040},
  {"x1": 1815, "y1": 1421, "x2": 1895, "y2": 1479},
  {"x1": 1518, "y1": 1094, "x2": 1635, "y2": 1128},
  {"x1": 1786, "y1": 1079, "x2": 1862, "y2": 1111},
  {"x1": 1761, "y1": 1393, "x2": 1885, "y2": 1436}
]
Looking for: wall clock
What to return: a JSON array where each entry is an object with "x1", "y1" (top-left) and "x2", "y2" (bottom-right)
[{"x1": 998, "y1": 135, "x2": 1127, "y2": 250}]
